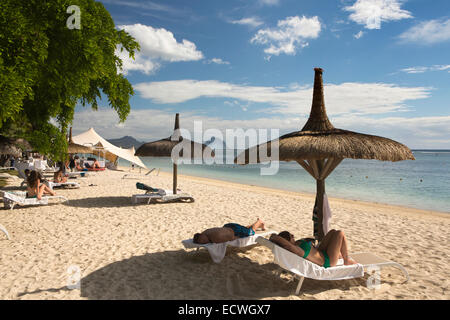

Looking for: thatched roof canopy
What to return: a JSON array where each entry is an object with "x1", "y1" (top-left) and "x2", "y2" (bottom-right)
[
  {"x1": 135, "y1": 137, "x2": 214, "y2": 158},
  {"x1": 237, "y1": 68, "x2": 415, "y2": 164},
  {"x1": 67, "y1": 127, "x2": 95, "y2": 155},
  {"x1": 235, "y1": 67, "x2": 415, "y2": 242},
  {"x1": 135, "y1": 114, "x2": 214, "y2": 158}
]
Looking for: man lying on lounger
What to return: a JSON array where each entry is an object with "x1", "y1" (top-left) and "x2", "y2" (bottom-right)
[
  {"x1": 193, "y1": 218, "x2": 266, "y2": 244},
  {"x1": 272, "y1": 230, "x2": 357, "y2": 269}
]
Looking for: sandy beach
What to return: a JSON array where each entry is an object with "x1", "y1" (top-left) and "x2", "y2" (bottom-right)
[{"x1": 0, "y1": 168, "x2": 448, "y2": 300}]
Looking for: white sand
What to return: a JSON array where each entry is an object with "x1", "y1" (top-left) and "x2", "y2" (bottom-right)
[{"x1": 0, "y1": 168, "x2": 448, "y2": 300}]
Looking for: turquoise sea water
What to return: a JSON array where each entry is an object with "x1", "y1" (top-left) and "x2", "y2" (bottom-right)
[{"x1": 119, "y1": 150, "x2": 450, "y2": 213}]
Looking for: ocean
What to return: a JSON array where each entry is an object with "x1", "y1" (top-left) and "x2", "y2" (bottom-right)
[{"x1": 119, "y1": 150, "x2": 450, "y2": 213}]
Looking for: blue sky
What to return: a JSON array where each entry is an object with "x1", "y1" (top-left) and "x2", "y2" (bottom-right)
[{"x1": 72, "y1": 0, "x2": 450, "y2": 149}]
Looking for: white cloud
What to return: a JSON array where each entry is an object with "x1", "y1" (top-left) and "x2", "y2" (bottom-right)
[
  {"x1": 354, "y1": 31, "x2": 365, "y2": 39},
  {"x1": 133, "y1": 79, "x2": 431, "y2": 116},
  {"x1": 344, "y1": 0, "x2": 412, "y2": 29},
  {"x1": 71, "y1": 107, "x2": 450, "y2": 149},
  {"x1": 251, "y1": 16, "x2": 321, "y2": 56},
  {"x1": 230, "y1": 17, "x2": 264, "y2": 28},
  {"x1": 398, "y1": 18, "x2": 450, "y2": 44},
  {"x1": 115, "y1": 47, "x2": 160, "y2": 75},
  {"x1": 206, "y1": 58, "x2": 230, "y2": 65},
  {"x1": 116, "y1": 24, "x2": 203, "y2": 74},
  {"x1": 400, "y1": 65, "x2": 450, "y2": 74}
]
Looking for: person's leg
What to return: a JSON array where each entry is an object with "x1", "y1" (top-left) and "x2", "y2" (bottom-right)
[
  {"x1": 41, "y1": 184, "x2": 55, "y2": 196},
  {"x1": 338, "y1": 231, "x2": 357, "y2": 265},
  {"x1": 324, "y1": 230, "x2": 356, "y2": 266},
  {"x1": 324, "y1": 230, "x2": 345, "y2": 267},
  {"x1": 317, "y1": 229, "x2": 337, "y2": 251},
  {"x1": 246, "y1": 218, "x2": 265, "y2": 231}
]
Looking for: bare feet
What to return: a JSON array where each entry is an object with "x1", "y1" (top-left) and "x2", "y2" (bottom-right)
[
  {"x1": 344, "y1": 256, "x2": 357, "y2": 265},
  {"x1": 256, "y1": 218, "x2": 266, "y2": 231}
]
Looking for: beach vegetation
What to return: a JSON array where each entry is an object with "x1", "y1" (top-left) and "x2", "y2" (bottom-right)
[{"x1": 0, "y1": 0, "x2": 139, "y2": 160}]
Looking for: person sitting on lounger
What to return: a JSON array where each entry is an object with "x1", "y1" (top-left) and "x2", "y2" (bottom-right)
[
  {"x1": 27, "y1": 170, "x2": 56, "y2": 200},
  {"x1": 193, "y1": 218, "x2": 266, "y2": 244},
  {"x1": 276, "y1": 229, "x2": 357, "y2": 268},
  {"x1": 74, "y1": 157, "x2": 87, "y2": 171},
  {"x1": 53, "y1": 168, "x2": 68, "y2": 183},
  {"x1": 85, "y1": 158, "x2": 101, "y2": 169}
]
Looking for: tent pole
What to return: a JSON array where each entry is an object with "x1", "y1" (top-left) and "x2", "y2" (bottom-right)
[{"x1": 173, "y1": 163, "x2": 177, "y2": 194}]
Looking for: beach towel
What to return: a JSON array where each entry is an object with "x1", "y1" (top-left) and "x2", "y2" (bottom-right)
[
  {"x1": 323, "y1": 193, "x2": 332, "y2": 236},
  {"x1": 182, "y1": 231, "x2": 276, "y2": 263}
]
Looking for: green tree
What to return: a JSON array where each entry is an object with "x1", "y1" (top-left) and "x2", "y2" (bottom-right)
[{"x1": 0, "y1": 0, "x2": 139, "y2": 160}]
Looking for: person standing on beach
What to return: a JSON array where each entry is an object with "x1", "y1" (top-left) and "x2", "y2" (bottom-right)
[{"x1": 69, "y1": 156, "x2": 76, "y2": 172}]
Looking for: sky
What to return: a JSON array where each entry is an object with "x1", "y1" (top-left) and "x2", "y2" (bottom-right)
[{"x1": 71, "y1": 0, "x2": 450, "y2": 149}]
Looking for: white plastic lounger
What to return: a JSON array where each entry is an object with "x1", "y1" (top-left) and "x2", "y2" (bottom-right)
[
  {"x1": 131, "y1": 190, "x2": 194, "y2": 204},
  {"x1": 0, "y1": 167, "x2": 16, "y2": 171},
  {"x1": 256, "y1": 237, "x2": 409, "y2": 294},
  {"x1": 2, "y1": 191, "x2": 68, "y2": 210},
  {"x1": 182, "y1": 231, "x2": 277, "y2": 263},
  {"x1": 48, "y1": 181, "x2": 80, "y2": 189}
]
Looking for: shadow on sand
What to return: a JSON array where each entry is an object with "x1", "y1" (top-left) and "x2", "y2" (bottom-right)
[
  {"x1": 17, "y1": 248, "x2": 368, "y2": 299},
  {"x1": 64, "y1": 196, "x2": 137, "y2": 208}
]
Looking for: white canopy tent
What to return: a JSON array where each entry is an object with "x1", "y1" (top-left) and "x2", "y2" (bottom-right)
[{"x1": 72, "y1": 128, "x2": 148, "y2": 169}]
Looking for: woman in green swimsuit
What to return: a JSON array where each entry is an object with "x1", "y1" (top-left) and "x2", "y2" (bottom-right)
[{"x1": 279, "y1": 229, "x2": 357, "y2": 268}]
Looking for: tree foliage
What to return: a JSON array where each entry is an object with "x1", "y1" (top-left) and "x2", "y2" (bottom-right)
[{"x1": 0, "y1": 0, "x2": 139, "y2": 160}]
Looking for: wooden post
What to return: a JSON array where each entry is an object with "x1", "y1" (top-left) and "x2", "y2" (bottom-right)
[
  {"x1": 173, "y1": 163, "x2": 177, "y2": 194},
  {"x1": 315, "y1": 159, "x2": 325, "y2": 241},
  {"x1": 316, "y1": 178, "x2": 325, "y2": 241}
]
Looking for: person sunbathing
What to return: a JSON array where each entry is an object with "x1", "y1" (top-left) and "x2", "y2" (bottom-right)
[
  {"x1": 86, "y1": 157, "x2": 102, "y2": 169},
  {"x1": 274, "y1": 229, "x2": 357, "y2": 268},
  {"x1": 53, "y1": 168, "x2": 68, "y2": 183},
  {"x1": 193, "y1": 218, "x2": 266, "y2": 244},
  {"x1": 91, "y1": 159, "x2": 101, "y2": 168},
  {"x1": 27, "y1": 170, "x2": 56, "y2": 200},
  {"x1": 75, "y1": 161, "x2": 87, "y2": 171}
]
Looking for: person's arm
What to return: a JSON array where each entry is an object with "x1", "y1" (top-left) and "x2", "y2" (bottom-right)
[{"x1": 36, "y1": 179, "x2": 43, "y2": 200}]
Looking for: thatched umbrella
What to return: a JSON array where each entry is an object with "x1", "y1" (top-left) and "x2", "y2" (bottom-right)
[
  {"x1": 236, "y1": 68, "x2": 415, "y2": 241},
  {"x1": 67, "y1": 127, "x2": 94, "y2": 154},
  {"x1": 0, "y1": 135, "x2": 24, "y2": 157},
  {"x1": 135, "y1": 113, "x2": 214, "y2": 194}
]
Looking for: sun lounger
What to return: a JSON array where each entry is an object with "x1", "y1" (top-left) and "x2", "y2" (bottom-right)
[
  {"x1": 256, "y1": 236, "x2": 409, "y2": 294},
  {"x1": 132, "y1": 182, "x2": 194, "y2": 204},
  {"x1": 48, "y1": 181, "x2": 80, "y2": 189},
  {"x1": 131, "y1": 191, "x2": 194, "y2": 204},
  {"x1": 0, "y1": 223, "x2": 10, "y2": 240},
  {"x1": 182, "y1": 231, "x2": 277, "y2": 263},
  {"x1": 0, "y1": 167, "x2": 16, "y2": 171},
  {"x1": 2, "y1": 191, "x2": 68, "y2": 210}
]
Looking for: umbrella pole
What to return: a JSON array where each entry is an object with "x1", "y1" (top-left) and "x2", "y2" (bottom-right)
[
  {"x1": 173, "y1": 163, "x2": 177, "y2": 194},
  {"x1": 316, "y1": 179, "x2": 325, "y2": 242}
]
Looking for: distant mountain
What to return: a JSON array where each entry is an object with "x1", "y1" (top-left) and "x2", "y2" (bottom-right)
[{"x1": 107, "y1": 136, "x2": 145, "y2": 149}]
